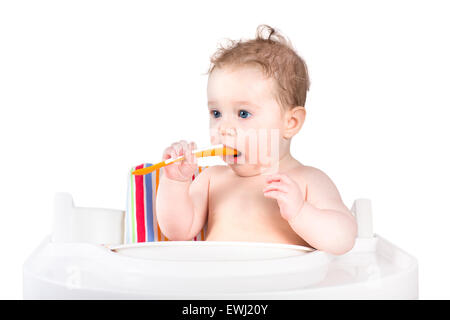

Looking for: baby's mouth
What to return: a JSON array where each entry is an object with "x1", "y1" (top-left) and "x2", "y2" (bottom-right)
[{"x1": 223, "y1": 144, "x2": 242, "y2": 158}]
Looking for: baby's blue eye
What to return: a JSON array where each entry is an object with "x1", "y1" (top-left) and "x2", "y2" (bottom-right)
[
  {"x1": 211, "y1": 110, "x2": 221, "y2": 118},
  {"x1": 239, "y1": 110, "x2": 251, "y2": 119}
]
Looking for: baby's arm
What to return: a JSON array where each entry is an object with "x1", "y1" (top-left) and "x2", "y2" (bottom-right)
[
  {"x1": 156, "y1": 167, "x2": 210, "y2": 240},
  {"x1": 155, "y1": 141, "x2": 210, "y2": 240},
  {"x1": 292, "y1": 168, "x2": 356, "y2": 254},
  {"x1": 264, "y1": 167, "x2": 357, "y2": 255}
]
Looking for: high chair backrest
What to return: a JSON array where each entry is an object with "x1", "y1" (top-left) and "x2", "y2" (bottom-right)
[{"x1": 125, "y1": 164, "x2": 208, "y2": 243}]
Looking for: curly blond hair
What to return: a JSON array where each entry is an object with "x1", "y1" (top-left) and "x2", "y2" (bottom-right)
[{"x1": 208, "y1": 25, "x2": 310, "y2": 109}]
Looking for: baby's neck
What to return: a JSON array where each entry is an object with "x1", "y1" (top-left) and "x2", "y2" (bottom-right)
[{"x1": 266, "y1": 150, "x2": 301, "y2": 174}]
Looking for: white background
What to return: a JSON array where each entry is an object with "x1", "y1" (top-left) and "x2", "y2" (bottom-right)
[{"x1": 1, "y1": 0, "x2": 449, "y2": 299}]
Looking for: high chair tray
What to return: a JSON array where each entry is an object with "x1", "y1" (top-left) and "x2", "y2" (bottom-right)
[{"x1": 23, "y1": 235, "x2": 418, "y2": 299}]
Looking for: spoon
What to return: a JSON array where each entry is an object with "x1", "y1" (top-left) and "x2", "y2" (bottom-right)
[{"x1": 132, "y1": 144, "x2": 241, "y2": 176}]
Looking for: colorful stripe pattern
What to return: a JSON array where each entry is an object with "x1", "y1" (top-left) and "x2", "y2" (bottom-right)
[{"x1": 125, "y1": 164, "x2": 208, "y2": 243}]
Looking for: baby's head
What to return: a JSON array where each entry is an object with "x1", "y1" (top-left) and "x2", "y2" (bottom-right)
[{"x1": 207, "y1": 25, "x2": 310, "y2": 176}]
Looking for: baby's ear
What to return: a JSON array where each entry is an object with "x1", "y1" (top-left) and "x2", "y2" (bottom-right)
[{"x1": 283, "y1": 106, "x2": 306, "y2": 139}]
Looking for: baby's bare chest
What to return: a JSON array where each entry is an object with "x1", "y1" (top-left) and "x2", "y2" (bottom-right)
[
  {"x1": 205, "y1": 169, "x2": 310, "y2": 245},
  {"x1": 208, "y1": 174, "x2": 280, "y2": 222}
]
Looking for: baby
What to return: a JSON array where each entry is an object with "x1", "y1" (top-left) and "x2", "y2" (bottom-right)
[{"x1": 156, "y1": 25, "x2": 357, "y2": 255}]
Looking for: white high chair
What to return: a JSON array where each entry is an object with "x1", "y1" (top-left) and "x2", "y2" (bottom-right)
[{"x1": 23, "y1": 164, "x2": 418, "y2": 299}]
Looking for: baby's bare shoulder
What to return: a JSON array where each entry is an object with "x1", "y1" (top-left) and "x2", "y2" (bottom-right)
[
  {"x1": 295, "y1": 165, "x2": 330, "y2": 181},
  {"x1": 290, "y1": 165, "x2": 341, "y2": 197},
  {"x1": 293, "y1": 165, "x2": 348, "y2": 210},
  {"x1": 286, "y1": 164, "x2": 326, "y2": 184}
]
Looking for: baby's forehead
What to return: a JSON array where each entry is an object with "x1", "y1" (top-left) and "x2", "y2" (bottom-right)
[{"x1": 208, "y1": 66, "x2": 278, "y2": 103}]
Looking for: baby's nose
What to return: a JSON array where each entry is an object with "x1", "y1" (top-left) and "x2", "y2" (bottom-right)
[{"x1": 219, "y1": 125, "x2": 237, "y2": 137}]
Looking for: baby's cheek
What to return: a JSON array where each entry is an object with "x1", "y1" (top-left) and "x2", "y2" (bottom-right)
[{"x1": 209, "y1": 128, "x2": 220, "y2": 145}]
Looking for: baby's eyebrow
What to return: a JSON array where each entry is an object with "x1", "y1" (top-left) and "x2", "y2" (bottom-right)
[
  {"x1": 207, "y1": 101, "x2": 260, "y2": 109},
  {"x1": 233, "y1": 100, "x2": 261, "y2": 109}
]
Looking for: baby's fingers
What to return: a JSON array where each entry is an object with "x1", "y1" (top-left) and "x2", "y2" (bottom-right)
[
  {"x1": 263, "y1": 190, "x2": 287, "y2": 202},
  {"x1": 190, "y1": 141, "x2": 197, "y2": 150},
  {"x1": 163, "y1": 146, "x2": 179, "y2": 162},
  {"x1": 266, "y1": 174, "x2": 293, "y2": 185},
  {"x1": 171, "y1": 142, "x2": 185, "y2": 157},
  {"x1": 263, "y1": 182, "x2": 289, "y2": 193},
  {"x1": 162, "y1": 147, "x2": 172, "y2": 160},
  {"x1": 169, "y1": 148, "x2": 181, "y2": 167},
  {"x1": 180, "y1": 141, "x2": 196, "y2": 164},
  {"x1": 189, "y1": 142, "x2": 197, "y2": 159}
]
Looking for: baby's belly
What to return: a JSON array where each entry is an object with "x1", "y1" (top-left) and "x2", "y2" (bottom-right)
[{"x1": 205, "y1": 211, "x2": 311, "y2": 247}]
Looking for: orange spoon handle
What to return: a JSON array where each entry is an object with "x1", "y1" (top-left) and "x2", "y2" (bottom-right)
[{"x1": 132, "y1": 145, "x2": 239, "y2": 176}]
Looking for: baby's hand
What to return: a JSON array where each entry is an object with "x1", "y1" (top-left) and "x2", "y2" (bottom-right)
[
  {"x1": 162, "y1": 140, "x2": 198, "y2": 182},
  {"x1": 263, "y1": 174, "x2": 305, "y2": 222}
]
